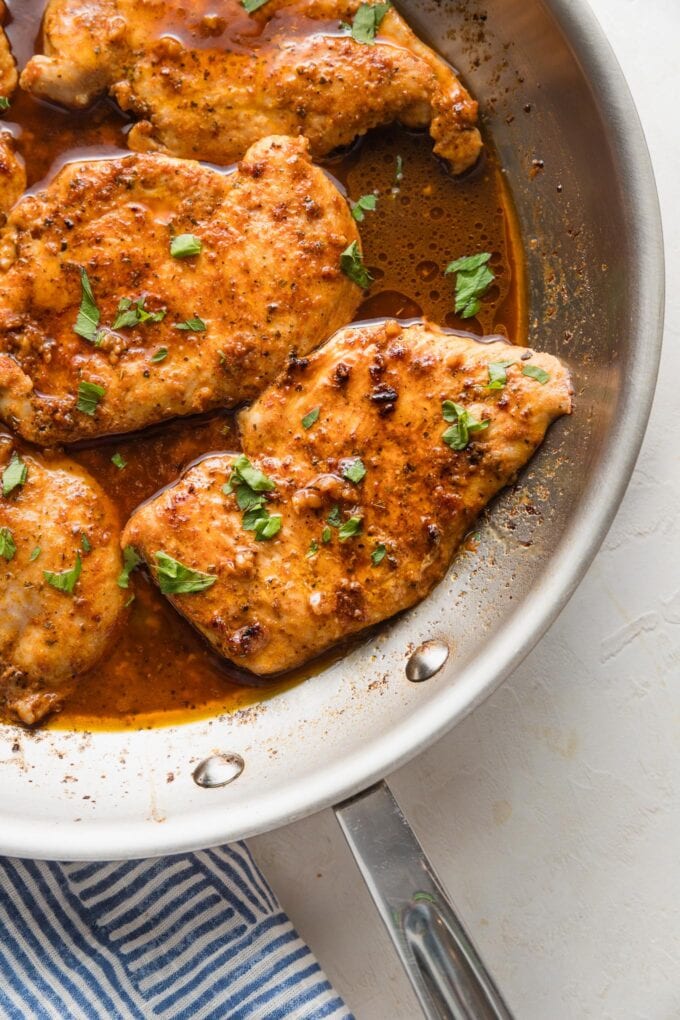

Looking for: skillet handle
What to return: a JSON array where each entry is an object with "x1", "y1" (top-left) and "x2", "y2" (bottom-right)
[{"x1": 334, "y1": 781, "x2": 514, "y2": 1020}]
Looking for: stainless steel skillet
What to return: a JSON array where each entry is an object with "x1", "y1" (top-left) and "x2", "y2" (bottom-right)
[{"x1": 0, "y1": 0, "x2": 663, "y2": 1015}]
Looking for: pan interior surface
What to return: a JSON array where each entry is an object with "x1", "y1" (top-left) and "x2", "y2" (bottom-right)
[{"x1": 0, "y1": 0, "x2": 663, "y2": 860}]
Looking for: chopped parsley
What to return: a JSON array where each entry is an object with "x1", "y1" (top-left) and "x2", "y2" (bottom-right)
[
  {"x1": 487, "y1": 361, "x2": 515, "y2": 390},
  {"x1": 124, "y1": 594, "x2": 135, "y2": 608},
  {"x1": 301, "y1": 406, "x2": 320, "y2": 430},
  {"x1": 155, "y1": 551, "x2": 216, "y2": 594},
  {"x1": 44, "y1": 553, "x2": 82, "y2": 595},
  {"x1": 81, "y1": 533, "x2": 91, "y2": 553},
  {"x1": 340, "y1": 241, "x2": 373, "y2": 289},
  {"x1": 445, "y1": 252, "x2": 495, "y2": 319},
  {"x1": 306, "y1": 539, "x2": 319, "y2": 558},
  {"x1": 2, "y1": 452, "x2": 27, "y2": 497},
  {"x1": 76, "y1": 380, "x2": 105, "y2": 416},
  {"x1": 349, "y1": 2, "x2": 391, "y2": 43},
  {"x1": 112, "y1": 296, "x2": 166, "y2": 330},
  {"x1": 111, "y1": 452, "x2": 127, "y2": 470},
  {"x1": 0, "y1": 527, "x2": 15, "y2": 561},
  {"x1": 174, "y1": 316, "x2": 206, "y2": 332},
  {"x1": 326, "y1": 505, "x2": 342, "y2": 528},
  {"x1": 74, "y1": 268, "x2": 101, "y2": 344},
  {"x1": 342, "y1": 458, "x2": 366, "y2": 484},
  {"x1": 522, "y1": 363, "x2": 550, "y2": 384},
  {"x1": 339, "y1": 516, "x2": 363, "y2": 541},
  {"x1": 441, "y1": 400, "x2": 489, "y2": 451},
  {"x1": 0, "y1": 97, "x2": 10, "y2": 112},
  {"x1": 322, "y1": 526, "x2": 332, "y2": 543},
  {"x1": 242, "y1": 0, "x2": 269, "y2": 11},
  {"x1": 170, "y1": 233, "x2": 202, "y2": 259},
  {"x1": 371, "y1": 542, "x2": 387, "y2": 565},
  {"x1": 350, "y1": 194, "x2": 378, "y2": 222},
  {"x1": 151, "y1": 347, "x2": 168, "y2": 362},
  {"x1": 29, "y1": 546, "x2": 41, "y2": 562},
  {"x1": 117, "y1": 545, "x2": 142, "y2": 589},
  {"x1": 224, "y1": 455, "x2": 280, "y2": 539}
]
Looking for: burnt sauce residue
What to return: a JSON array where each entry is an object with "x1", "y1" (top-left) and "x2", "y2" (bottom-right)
[{"x1": 2, "y1": 1, "x2": 527, "y2": 731}]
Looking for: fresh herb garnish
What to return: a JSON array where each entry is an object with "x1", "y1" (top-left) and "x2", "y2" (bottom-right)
[
  {"x1": 349, "y1": 2, "x2": 391, "y2": 44},
  {"x1": 29, "y1": 546, "x2": 41, "y2": 562},
  {"x1": 487, "y1": 361, "x2": 515, "y2": 390},
  {"x1": 155, "y1": 551, "x2": 216, "y2": 594},
  {"x1": 371, "y1": 543, "x2": 387, "y2": 565},
  {"x1": 44, "y1": 553, "x2": 82, "y2": 595},
  {"x1": 170, "y1": 234, "x2": 202, "y2": 259},
  {"x1": 0, "y1": 527, "x2": 15, "y2": 561},
  {"x1": 350, "y1": 194, "x2": 378, "y2": 222},
  {"x1": 241, "y1": 0, "x2": 269, "y2": 11},
  {"x1": 445, "y1": 252, "x2": 495, "y2": 319},
  {"x1": 111, "y1": 452, "x2": 127, "y2": 470},
  {"x1": 112, "y1": 296, "x2": 166, "y2": 330},
  {"x1": 339, "y1": 516, "x2": 363, "y2": 541},
  {"x1": 342, "y1": 458, "x2": 366, "y2": 484},
  {"x1": 2, "y1": 452, "x2": 27, "y2": 497},
  {"x1": 306, "y1": 539, "x2": 319, "y2": 558},
  {"x1": 322, "y1": 526, "x2": 332, "y2": 543},
  {"x1": 326, "y1": 505, "x2": 342, "y2": 528},
  {"x1": 151, "y1": 347, "x2": 168, "y2": 362},
  {"x1": 76, "y1": 380, "x2": 105, "y2": 416},
  {"x1": 301, "y1": 406, "x2": 320, "y2": 430},
  {"x1": 174, "y1": 316, "x2": 206, "y2": 332},
  {"x1": 74, "y1": 268, "x2": 101, "y2": 344},
  {"x1": 441, "y1": 400, "x2": 489, "y2": 451},
  {"x1": 224, "y1": 455, "x2": 276, "y2": 501},
  {"x1": 124, "y1": 594, "x2": 135, "y2": 608},
  {"x1": 0, "y1": 98, "x2": 10, "y2": 112},
  {"x1": 522, "y1": 363, "x2": 550, "y2": 384},
  {"x1": 224, "y1": 455, "x2": 281, "y2": 539},
  {"x1": 253, "y1": 514, "x2": 282, "y2": 542},
  {"x1": 117, "y1": 545, "x2": 142, "y2": 589},
  {"x1": 340, "y1": 241, "x2": 373, "y2": 289},
  {"x1": 81, "y1": 533, "x2": 91, "y2": 553}
]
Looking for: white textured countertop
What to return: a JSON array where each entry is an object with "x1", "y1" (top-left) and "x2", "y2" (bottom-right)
[{"x1": 252, "y1": 1, "x2": 679, "y2": 1016}]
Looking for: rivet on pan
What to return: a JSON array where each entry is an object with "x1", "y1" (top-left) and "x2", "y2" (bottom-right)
[
  {"x1": 406, "y1": 640, "x2": 449, "y2": 682},
  {"x1": 193, "y1": 753, "x2": 245, "y2": 789}
]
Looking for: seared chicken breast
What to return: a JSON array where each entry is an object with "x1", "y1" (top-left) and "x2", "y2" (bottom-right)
[
  {"x1": 123, "y1": 321, "x2": 572, "y2": 675},
  {"x1": 0, "y1": 130, "x2": 24, "y2": 218},
  {"x1": 21, "y1": 0, "x2": 482, "y2": 174},
  {"x1": 0, "y1": 3, "x2": 17, "y2": 100},
  {"x1": 0, "y1": 437, "x2": 126, "y2": 725},
  {"x1": 0, "y1": 135, "x2": 360, "y2": 445}
]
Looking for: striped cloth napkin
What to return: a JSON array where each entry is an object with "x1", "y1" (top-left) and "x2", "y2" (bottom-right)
[{"x1": 0, "y1": 843, "x2": 352, "y2": 1020}]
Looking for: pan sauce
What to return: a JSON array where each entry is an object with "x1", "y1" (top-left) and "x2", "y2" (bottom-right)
[{"x1": 2, "y1": 0, "x2": 526, "y2": 730}]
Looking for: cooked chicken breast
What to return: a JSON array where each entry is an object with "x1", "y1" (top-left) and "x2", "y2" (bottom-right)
[
  {"x1": 123, "y1": 320, "x2": 572, "y2": 675},
  {"x1": 0, "y1": 3, "x2": 17, "y2": 100},
  {"x1": 0, "y1": 135, "x2": 360, "y2": 445},
  {"x1": 21, "y1": 0, "x2": 482, "y2": 174},
  {"x1": 0, "y1": 436, "x2": 126, "y2": 725},
  {"x1": 0, "y1": 131, "x2": 24, "y2": 218}
]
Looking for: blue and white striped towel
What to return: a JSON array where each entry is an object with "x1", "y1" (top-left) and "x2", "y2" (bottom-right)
[{"x1": 0, "y1": 843, "x2": 352, "y2": 1020}]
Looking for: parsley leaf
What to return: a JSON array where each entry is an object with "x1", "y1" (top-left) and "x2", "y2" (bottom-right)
[
  {"x1": 44, "y1": 553, "x2": 82, "y2": 595},
  {"x1": 306, "y1": 540, "x2": 319, "y2": 558},
  {"x1": 76, "y1": 380, "x2": 105, "y2": 416},
  {"x1": 155, "y1": 551, "x2": 216, "y2": 594},
  {"x1": 0, "y1": 97, "x2": 10, "y2": 112},
  {"x1": 170, "y1": 234, "x2": 202, "y2": 259},
  {"x1": 224, "y1": 455, "x2": 276, "y2": 496},
  {"x1": 111, "y1": 452, "x2": 126, "y2": 470},
  {"x1": 487, "y1": 361, "x2": 515, "y2": 390},
  {"x1": 342, "y1": 457, "x2": 366, "y2": 484},
  {"x1": 339, "y1": 516, "x2": 362, "y2": 541},
  {"x1": 224, "y1": 455, "x2": 281, "y2": 538},
  {"x1": 2, "y1": 452, "x2": 27, "y2": 497},
  {"x1": 174, "y1": 316, "x2": 206, "y2": 332},
  {"x1": 445, "y1": 252, "x2": 495, "y2": 319},
  {"x1": 326, "y1": 505, "x2": 342, "y2": 528},
  {"x1": 242, "y1": 0, "x2": 269, "y2": 11},
  {"x1": 522, "y1": 363, "x2": 550, "y2": 384},
  {"x1": 351, "y1": 193, "x2": 378, "y2": 222},
  {"x1": 350, "y1": 2, "x2": 391, "y2": 43},
  {"x1": 151, "y1": 347, "x2": 168, "y2": 362},
  {"x1": 302, "y1": 406, "x2": 320, "y2": 430},
  {"x1": 112, "y1": 296, "x2": 166, "y2": 330},
  {"x1": 371, "y1": 542, "x2": 387, "y2": 566},
  {"x1": 81, "y1": 533, "x2": 91, "y2": 553},
  {"x1": 340, "y1": 241, "x2": 373, "y2": 289},
  {"x1": 117, "y1": 545, "x2": 142, "y2": 589},
  {"x1": 254, "y1": 514, "x2": 282, "y2": 541},
  {"x1": 29, "y1": 546, "x2": 41, "y2": 562},
  {"x1": 441, "y1": 400, "x2": 489, "y2": 451},
  {"x1": 322, "y1": 526, "x2": 332, "y2": 543},
  {"x1": 0, "y1": 527, "x2": 15, "y2": 561},
  {"x1": 74, "y1": 268, "x2": 101, "y2": 344}
]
